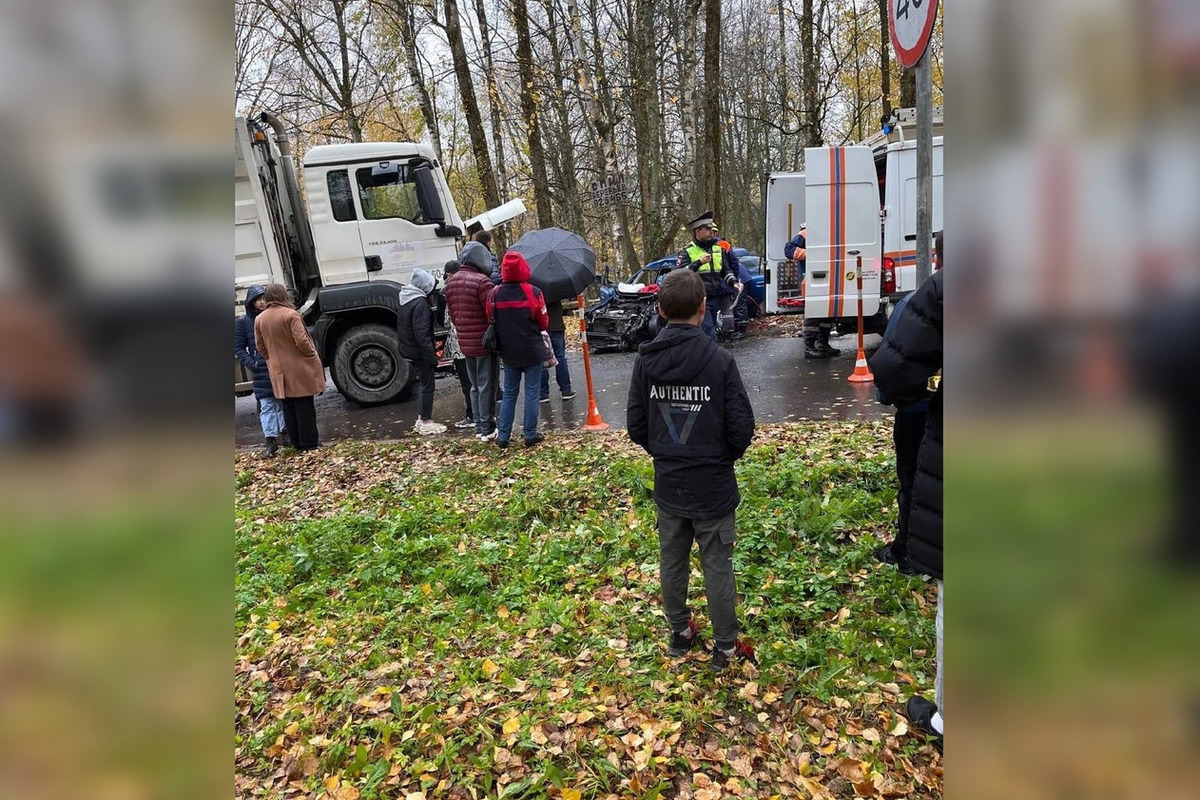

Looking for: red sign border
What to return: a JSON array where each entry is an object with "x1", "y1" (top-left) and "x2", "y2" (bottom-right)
[{"x1": 889, "y1": 0, "x2": 939, "y2": 69}]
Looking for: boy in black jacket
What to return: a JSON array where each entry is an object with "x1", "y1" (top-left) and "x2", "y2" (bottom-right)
[{"x1": 627, "y1": 269, "x2": 757, "y2": 671}]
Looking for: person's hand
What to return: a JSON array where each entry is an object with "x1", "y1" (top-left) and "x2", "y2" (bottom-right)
[
  {"x1": 700, "y1": 254, "x2": 712, "y2": 264},
  {"x1": 735, "y1": 282, "x2": 744, "y2": 292}
]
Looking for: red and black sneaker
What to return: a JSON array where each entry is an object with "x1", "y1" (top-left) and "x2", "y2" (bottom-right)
[
  {"x1": 667, "y1": 618, "x2": 702, "y2": 656},
  {"x1": 711, "y1": 640, "x2": 758, "y2": 672}
]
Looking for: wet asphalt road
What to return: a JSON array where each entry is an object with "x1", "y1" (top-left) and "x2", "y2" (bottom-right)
[{"x1": 234, "y1": 331, "x2": 887, "y2": 448}]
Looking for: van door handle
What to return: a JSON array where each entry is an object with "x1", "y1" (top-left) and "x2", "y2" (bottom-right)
[
  {"x1": 812, "y1": 270, "x2": 827, "y2": 280},
  {"x1": 365, "y1": 255, "x2": 383, "y2": 272}
]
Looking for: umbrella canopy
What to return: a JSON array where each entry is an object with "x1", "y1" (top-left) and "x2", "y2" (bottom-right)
[{"x1": 508, "y1": 227, "x2": 596, "y2": 303}]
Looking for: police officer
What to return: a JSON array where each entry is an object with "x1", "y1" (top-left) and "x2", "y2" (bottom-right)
[
  {"x1": 783, "y1": 223, "x2": 839, "y2": 358},
  {"x1": 677, "y1": 210, "x2": 739, "y2": 341}
]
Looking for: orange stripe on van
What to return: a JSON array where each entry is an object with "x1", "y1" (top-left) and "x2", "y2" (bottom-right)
[
  {"x1": 827, "y1": 149, "x2": 838, "y2": 318},
  {"x1": 836, "y1": 148, "x2": 847, "y2": 317}
]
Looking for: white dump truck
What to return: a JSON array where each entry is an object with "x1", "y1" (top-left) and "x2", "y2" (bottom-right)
[
  {"x1": 235, "y1": 112, "x2": 524, "y2": 404},
  {"x1": 762, "y1": 107, "x2": 943, "y2": 333}
]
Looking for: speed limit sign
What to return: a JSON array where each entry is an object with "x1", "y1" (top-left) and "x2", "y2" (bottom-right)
[{"x1": 889, "y1": 0, "x2": 939, "y2": 69}]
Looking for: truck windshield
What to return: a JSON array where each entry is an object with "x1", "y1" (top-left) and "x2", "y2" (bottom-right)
[{"x1": 355, "y1": 165, "x2": 426, "y2": 223}]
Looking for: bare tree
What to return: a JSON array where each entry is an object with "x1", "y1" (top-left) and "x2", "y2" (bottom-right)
[
  {"x1": 473, "y1": 0, "x2": 510, "y2": 202},
  {"x1": 444, "y1": 0, "x2": 502, "y2": 211},
  {"x1": 511, "y1": 0, "x2": 554, "y2": 228},
  {"x1": 377, "y1": 0, "x2": 443, "y2": 155},
  {"x1": 255, "y1": 0, "x2": 386, "y2": 142}
]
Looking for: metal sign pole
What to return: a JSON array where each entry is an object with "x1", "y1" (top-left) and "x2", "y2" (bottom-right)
[{"x1": 915, "y1": 43, "x2": 933, "y2": 287}]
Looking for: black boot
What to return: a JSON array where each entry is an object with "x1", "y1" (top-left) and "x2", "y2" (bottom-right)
[{"x1": 264, "y1": 436, "x2": 279, "y2": 458}]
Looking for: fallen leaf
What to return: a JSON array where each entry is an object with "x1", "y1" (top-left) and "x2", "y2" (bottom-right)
[
  {"x1": 405, "y1": 793, "x2": 427, "y2": 800},
  {"x1": 335, "y1": 787, "x2": 360, "y2": 800},
  {"x1": 889, "y1": 719, "x2": 908, "y2": 737},
  {"x1": 420, "y1": 583, "x2": 432, "y2": 595},
  {"x1": 502, "y1": 717, "x2": 521, "y2": 735},
  {"x1": 862, "y1": 727, "x2": 881, "y2": 742},
  {"x1": 481, "y1": 659, "x2": 498, "y2": 678},
  {"x1": 324, "y1": 776, "x2": 340, "y2": 791},
  {"x1": 560, "y1": 789, "x2": 581, "y2": 800}
]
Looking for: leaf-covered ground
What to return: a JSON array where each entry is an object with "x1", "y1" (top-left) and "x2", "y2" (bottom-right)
[{"x1": 235, "y1": 422, "x2": 942, "y2": 799}]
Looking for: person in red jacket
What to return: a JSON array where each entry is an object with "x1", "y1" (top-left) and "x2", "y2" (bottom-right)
[
  {"x1": 446, "y1": 241, "x2": 499, "y2": 440},
  {"x1": 487, "y1": 251, "x2": 549, "y2": 448}
]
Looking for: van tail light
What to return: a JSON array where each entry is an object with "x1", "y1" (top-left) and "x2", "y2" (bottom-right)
[{"x1": 882, "y1": 257, "x2": 896, "y2": 294}]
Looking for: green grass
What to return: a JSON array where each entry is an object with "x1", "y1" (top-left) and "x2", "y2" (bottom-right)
[{"x1": 235, "y1": 422, "x2": 940, "y2": 799}]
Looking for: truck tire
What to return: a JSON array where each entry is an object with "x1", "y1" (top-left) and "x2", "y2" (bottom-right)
[{"x1": 331, "y1": 324, "x2": 413, "y2": 406}]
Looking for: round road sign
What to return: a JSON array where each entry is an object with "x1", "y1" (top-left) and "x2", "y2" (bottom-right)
[{"x1": 889, "y1": 0, "x2": 939, "y2": 69}]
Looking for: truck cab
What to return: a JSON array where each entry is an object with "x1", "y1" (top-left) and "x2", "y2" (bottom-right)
[{"x1": 235, "y1": 114, "x2": 523, "y2": 405}]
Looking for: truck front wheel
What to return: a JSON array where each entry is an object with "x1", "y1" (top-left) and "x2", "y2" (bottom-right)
[{"x1": 331, "y1": 324, "x2": 413, "y2": 406}]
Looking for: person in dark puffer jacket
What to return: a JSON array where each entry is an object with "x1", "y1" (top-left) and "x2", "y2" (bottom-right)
[
  {"x1": 487, "y1": 251, "x2": 549, "y2": 448},
  {"x1": 446, "y1": 241, "x2": 499, "y2": 439},
  {"x1": 868, "y1": 235, "x2": 943, "y2": 752},
  {"x1": 235, "y1": 284, "x2": 283, "y2": 456},
  {"x1": 397, "y1": 269, "x2": 446, "y2": 435},
  {"x1": 627, "y1": 268, "x2": 757, "y2": 672}
]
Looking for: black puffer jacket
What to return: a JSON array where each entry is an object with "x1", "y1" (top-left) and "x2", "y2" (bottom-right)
[
  {"x1": 396, "y1": 285, "x2": 438, "y2": 366},
  {"x1": 627, "y1": 324, "x2": 755, "y2": 519},
  {"x1": 235, "y1": 285, "x2": 274, "y2": 399},
  {"x1": 869, "y1": 271, "x2": 943, "y2": 579}
]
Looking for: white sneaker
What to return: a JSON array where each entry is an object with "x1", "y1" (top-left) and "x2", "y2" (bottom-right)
[
  {"x1": 416, "y1": 420, "x2": 447, "y2": 435},
  {"x1": 477, "y1": 430, "x2": 497, "y2": 441}
]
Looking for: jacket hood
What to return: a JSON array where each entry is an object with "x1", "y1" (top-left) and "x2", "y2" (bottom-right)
[
  {"x1": 500, "y1": 251, "x2": 531, "y2": 283},
  {"x1": 399, "y1": 269, "x2": 435, "y2": 306},
  {"x1": 459, "y1": 242, "x2": 493, "y2": 276},
  {"x1": 636, "y1": 324, "x2": 718, "y2": 384},
  {"x1": 244, "y1": 284, "x2": 266, "y2": 316}
]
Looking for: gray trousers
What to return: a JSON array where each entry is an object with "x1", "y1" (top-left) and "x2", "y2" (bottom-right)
[
  {"x1": 464, "y1": 354, "x2": 496, "y2": 435},
  {"x1": 657, "y1": 508, "x2": 740, "y2": 649}
]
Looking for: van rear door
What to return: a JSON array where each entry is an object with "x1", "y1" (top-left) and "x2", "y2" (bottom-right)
[
  {"x1": 763, "y1": 172, "x2": 806, "y2": 314},
  {"x1": 804, "y1": 146, "x2": 880, "y2": 320}
]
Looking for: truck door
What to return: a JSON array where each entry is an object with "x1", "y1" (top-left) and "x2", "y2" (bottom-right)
[
  {"x1": 804, "y1": 146, "x2": 880, "y2": 321},
  {"x1": 350, "y1": 160, "x2": 461, "y2": 285},
  {"x1": 763, "y1": 172, "x2": 806, "y2": 314}
]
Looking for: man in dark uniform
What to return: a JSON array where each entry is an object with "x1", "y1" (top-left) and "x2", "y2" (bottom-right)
[
  {"x1": 677, "y1": 210, "x2": 740, "y2": 341},
  {"x1": 783, "y1": 224, "x2": 839, "y2": 358}
]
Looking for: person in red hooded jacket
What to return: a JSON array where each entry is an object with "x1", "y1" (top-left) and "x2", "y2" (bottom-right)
[{"x1": 487, "y1": 251, "x2": 550, "y2": 448}]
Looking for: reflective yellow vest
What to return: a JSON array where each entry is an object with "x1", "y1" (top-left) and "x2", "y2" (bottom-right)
[{"x1": 685, "y1": 242, "x2": 722, "y2": 275}]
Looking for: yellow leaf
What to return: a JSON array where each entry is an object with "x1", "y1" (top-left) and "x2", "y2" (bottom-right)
[
  {"x1": 502, "y1": 717, "x2": 521, "y2": 735},
  {"x1": 284, "y1": 722, "x2": 299, "y2": 737},
  {"x1": 497, "y1": 606, "x2": 510, "y2": 619},
  {"x1": 862, "y1": 727, "x2": 881, "y2": 742},
  {"x1": 481, "y1": 659, "x2": 498, "y2": 678},
  {"x1": 335, "y1": 787, "x2": 360, "y2": 800},
  {"x1": 421, "y1": 583, "x2": 432, "y2": 596},
  {"x1": 889, "y1": 719, "x2": 908, "y2": 737},
  {"x1": 324, "y1": 776, "x2": 340, "y2": 790},
  {"x1": 405, "y1": 793, "x2": 427, "y2": 800},
  {"x1": 401, "y1": 729, "x2": 415, "y2": 742},
  {"x1": 561, "y1": 789, "x2": 581, "y2": 800},
  {"x1": 267, "y1": 620, "x2": 280, "y2": 631}
]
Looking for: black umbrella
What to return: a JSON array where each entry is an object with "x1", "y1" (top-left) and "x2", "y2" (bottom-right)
[{"x1": 508, "y1": 227, "x2": 596, "y2": 303}]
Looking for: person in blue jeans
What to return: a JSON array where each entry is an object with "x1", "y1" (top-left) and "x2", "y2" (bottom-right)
[
  {"x1": 540, "y1": 300, "x2": 576, "y2": 402},
  {"x1": 235, "y1": 284, "x2": 284, "y2": 457},
  {"x1": 488, "y1": 251, "x2": 549, "y2": 448}
]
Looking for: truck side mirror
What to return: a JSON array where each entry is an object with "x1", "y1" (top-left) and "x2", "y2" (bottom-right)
[{"x1": 412, "y1": 164, "x2": 460, "y2": 237}]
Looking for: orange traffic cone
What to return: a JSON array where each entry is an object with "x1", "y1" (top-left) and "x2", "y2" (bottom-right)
[
  {"x1": 848, "y1": 347, "x2": 874, "y2": 383},
  {"x1": 847, "y1": 251, "x2": 874, "y2": 384},
  {"x1": 576, "y1": 294, "x2": 610, "y2": 431}
]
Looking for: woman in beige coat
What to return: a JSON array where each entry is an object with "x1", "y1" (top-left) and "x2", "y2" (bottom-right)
[{"x1": 253, "y1": 284, "x2": 325, "y2": 450}]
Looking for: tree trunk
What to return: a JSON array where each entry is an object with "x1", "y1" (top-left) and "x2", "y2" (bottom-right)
[
  {"x1": 391, "y1": 1, "x2": 441, "y2": 155},
  {"x1": 703, "y1": 0, "x2": 722, "y2": 219},
  {"x1": 901, "y1": 68, "x2": 916, "y2": 108},
  {"x1": 444, "y1": 0, "x2": 501, "y2": 211},
  {"x1": 542, "y1": 0, "x2": 584, "y2": 234},
  {"x1": 565, "y1": 0, "x2": 637, "y2": 272},
  {"x1": 879, "y1": 0, "x2": 892, "y2": 116},
  {"x1": 473, "y1": 0, "x2": 509, "y2": 204},
  {"x1": 801, "y1": 0, "x2": 821, "y2": 147},
  {"x1": 680, "y1": 0, "x2": 703, "y2": 216},
  {"x1": 512, "y1": 0, "x2": 554, "y2": 228}
]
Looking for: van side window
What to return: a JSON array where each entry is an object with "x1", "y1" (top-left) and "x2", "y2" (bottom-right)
[
  {"x1": 355, "y1": 166, "x2": 425, "y2": 223},
  {"x1": 327, "y1": 170, "x2": 356, "y2": 221}
]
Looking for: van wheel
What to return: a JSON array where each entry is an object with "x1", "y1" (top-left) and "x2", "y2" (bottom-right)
[{"x1": 331, "y1": 324, "x2": 413, "y2": 406}]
